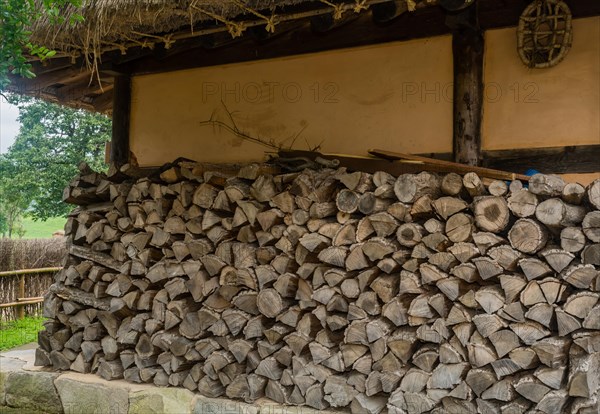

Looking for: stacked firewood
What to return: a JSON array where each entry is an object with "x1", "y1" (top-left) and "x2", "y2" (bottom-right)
[{"x1": 38, "y1": 160, "x2": 600, "y2": 414}]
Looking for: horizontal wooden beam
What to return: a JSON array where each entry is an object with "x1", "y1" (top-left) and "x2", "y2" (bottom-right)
[
  {"x1": 481, "y1": 145, "x2": 600, "y2": 175},
  {"x1": 0, "y1": 267, "x2": 63, "y2": 278},
  {"x1": 478, "y1": 0, "x2": 600, "y2": 30},
  {"x1": 419, "y1": 145, "x2": 600, "y2": 175},
  {"x1": 0, "y1": 298, "x2": 44, "y2": 309}
]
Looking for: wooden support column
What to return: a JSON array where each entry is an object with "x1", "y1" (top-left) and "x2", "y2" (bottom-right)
[
  {"x1": 448, "y1": 3, "x2": 484, "y2": 166},
  {"x1": 17, "y1": 274, "x2": 25, "y2": 319},
  {"x1": 110, "y1": 74, "x2": 131, "y2": 166}
]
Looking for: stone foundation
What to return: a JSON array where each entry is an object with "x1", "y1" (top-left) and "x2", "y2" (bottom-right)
[{"x1": 1, "y1": 348, "x2": 331, "y2": 414}]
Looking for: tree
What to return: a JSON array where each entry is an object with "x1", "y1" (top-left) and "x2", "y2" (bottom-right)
[
  {"x1": 0, "y1": 195, "x2": 26, "y2": 238},
  {"x1": 1, "y1": 0, "x2": 83, "y2": 90},
  {"x1": 0, "y1": 97, "x2": 111, "y2": 223}
]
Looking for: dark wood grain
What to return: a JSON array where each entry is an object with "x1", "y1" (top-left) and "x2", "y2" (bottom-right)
[
  {"x1": 451, "y1": 5, "x2": 484, "y2": 166},
  {"x1": 110, "y1": 74, "x2": 131, "y2": 166}
]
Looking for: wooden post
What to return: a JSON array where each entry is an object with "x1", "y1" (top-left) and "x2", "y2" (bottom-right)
[
  {"x1": 0, "y1": 267, "x2": 63, "y2": 277},
  {"x1": 17, "y1": 274, "x2": 25, "y2": 319},
  {"x1": 110, "y1": 74, "x2": 131, "y2": 166},
  {"x1": 449, "y1": 5, "x2": 484, "y2": 166}
]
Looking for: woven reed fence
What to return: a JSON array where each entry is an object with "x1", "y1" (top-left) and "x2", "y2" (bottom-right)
[{"x1": 0, "y1": 238, "x2": 66, "y2": 322}]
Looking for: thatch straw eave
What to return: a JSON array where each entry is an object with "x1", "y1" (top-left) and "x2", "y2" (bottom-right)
[{"x1": 28, "y1": 0, "x2": 435, "y2": 59}]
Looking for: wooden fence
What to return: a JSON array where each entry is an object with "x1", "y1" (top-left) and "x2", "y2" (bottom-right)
[{"x1": 0, "y1": 267, "x2": 61, "y2": 321}]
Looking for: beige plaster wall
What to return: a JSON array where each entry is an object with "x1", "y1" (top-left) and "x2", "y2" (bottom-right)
[
  {"x1": 130, "y1": 36, "x2": 454, "y2": 166},
  {"x1": 129, "y1": 17, "x2": 599, "y2": 173},
  {"x1": 560, "y1": 173, "x2": 600, "y2": 187},
  {"x1": 483, "y1": 16, "x2": 600, "y2": 150}
]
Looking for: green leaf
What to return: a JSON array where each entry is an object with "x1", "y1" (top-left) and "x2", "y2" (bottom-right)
[{"x1": 1, "y1": 0, "x2": 83, "y2": 90}]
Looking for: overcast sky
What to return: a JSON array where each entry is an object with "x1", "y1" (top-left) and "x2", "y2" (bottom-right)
[{"x1": 0, "y1": 97, "x2": 21, "y2": 154}]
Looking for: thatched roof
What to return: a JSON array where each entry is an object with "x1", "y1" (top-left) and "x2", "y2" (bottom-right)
[{"x1": 30, "y1": 0, "x2": 434, "y2": 59}]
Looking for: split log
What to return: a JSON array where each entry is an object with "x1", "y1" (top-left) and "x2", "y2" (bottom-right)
[
  {"x1": 394, "y1": 172, "x2": 440, "y2": 203},
  {"x1": 560, "y1": 226, "x2": 587, "y2": 253},
  {"x1": 432, "y1": 197, "x2": 468, "y2": 220},
  {"x1": 359, "y1": 193, "x2": 392, "y2": 215},
  {"x1": 441, "y1": 173, "x2": 464, "y2": 196},
  {"x1": 336, "y1": 189, "x2": 360, "y2": 214},
  {"x1": 488, "y1": 180, "x2": 508, "y2": 197},
  {"x1": 529, "y1": 174, "x2": 565, "y2": 197},
  {"x1": 562, "y1": 264, "x2": 598, "y2": 289},
  {"x1": 535, "y1": 198, "x2": 587, "y2": 229},
  {"x1": 587, "y1": 178, "x2": 600, "y2": 209},
  {"x1": 445, "y1": 213, "x2": 474, "y2": 243},
  {"x1": 508, "y1": 189, "x2": 538, "y2": 218},
  {"x1": 540, "y1": 250, "x2": 573, "y2": 275},
  {"x1": 463, "y1": 173, "x2": 486, "y2": 198},
  {"x1": 257, "y1": 289, "x2": 288, "y2": 318},
  {"x1": 473, "y1": 196, "x2": 510, "y2": 233},
  {"x1": 581, "y1": 243, "x2": 600, "y2": 265},
  {"x1": 508, "y1": 219, "x2": 548, "y2": 254},
  {"x1": 561, "y1": 182, "x2": 585, "y2": 205},
  {"x1": 582, "y1": 211, "x2": 600, "y2": 242},
  {"x1": 396, "y1": 223, "x2": 425, "y2": 247}
]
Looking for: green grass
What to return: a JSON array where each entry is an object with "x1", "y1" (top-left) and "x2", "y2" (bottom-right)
[
  {"x1": 0, "y1": 317, "x2": 45, "y2": 351},
  {"x1": 20, "y1": 217, "x2": 66, "y2": 239}
]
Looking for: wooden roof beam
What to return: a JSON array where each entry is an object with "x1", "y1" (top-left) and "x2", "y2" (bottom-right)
[
  {"x1": 310, "y1": 11, "x2": 360, "y2": 32},
  {"x1": 8, "y1": 66, "x2": 87, "y2": 95},
  {"x1": 54, "y1": 78, "x2": 113, "y2": 104}
]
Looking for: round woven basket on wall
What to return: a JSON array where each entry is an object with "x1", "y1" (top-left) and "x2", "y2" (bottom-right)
[{"x1": 517, "y1": 0, "x2": 573, "y2": 68}]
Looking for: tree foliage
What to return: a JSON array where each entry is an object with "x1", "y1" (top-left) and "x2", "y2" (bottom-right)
[
  {"x1": 0, "y1": 97, "x2": 110, "y2": 227},
  {"x1": 0, "y1": 0, "x2": 83, "y2": 89}
]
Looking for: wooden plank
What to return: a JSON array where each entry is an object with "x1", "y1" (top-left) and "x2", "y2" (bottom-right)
[
  {"x1": 110, "y1": 74, "x2": 131, "y2": 165},
  {"x1": 368, "y1": 149, "x2": 530, "y2": 181},
  {"x1": 0, "y1": 298, "x2": 44, "y2": 309},
  {"x1": 69, "y1": 245, "x2": 122, "y2": 272},
  {"x1": 417, "y1": 145, "x2": 600, "y2": 175},
  {"x1": 478, "y1": 0, "x2": 600, "y2": 30},
  {"x1": 91, "y1": 88, "x2": 115, "y2": 113},
  {"x1": 55, "y1": 79, "x2": 112, "y2": 104},
  {"x1": 17, "y1": 275, "x2": 25, "y2": 319},
  {"x1": 482, "y1": 145, "x2": 600, "y2": 175},
  {"x1": 0, "y1": 267, "x2": 63, "y2": 278},
  {"x1": 8, "y1": 66, "x2": 86, "y2": 93},
  {"x1": 451, "y1": 5, "x2": 484, "y2": 166},
  {"x1": 49, "y1": 284, "x2": 112, "y2": 311}
]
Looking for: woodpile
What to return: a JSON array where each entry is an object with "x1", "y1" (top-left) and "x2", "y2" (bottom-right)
[{"x1": 38, "y1": 161, "x2": 600, "y2": 414}]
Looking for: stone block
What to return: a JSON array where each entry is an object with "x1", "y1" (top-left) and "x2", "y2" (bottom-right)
[
  {"x1": 4, "y1": 370, "x2": 62, "y2": 413},
  {"x1": 55, "y1": 377, "x2": 128, "y2": 414},
  {"x1": 193, "y1": 395, "x2": 259, "y2": 414},
  {"x1": 129, "y1": 388, "x2": 195, "y2": 414}
]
